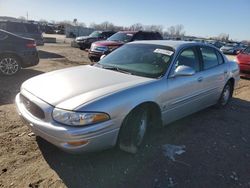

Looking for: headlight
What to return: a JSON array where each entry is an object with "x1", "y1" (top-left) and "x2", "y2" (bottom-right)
[
  {"x1": 52, "y1": 108, "x2": 110, "y2": 126},
  {"x1": 92, "y1": 45, "x2": 108, "y2": 52}
]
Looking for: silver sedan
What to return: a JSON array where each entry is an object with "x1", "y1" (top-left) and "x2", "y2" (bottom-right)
[{"x1": 15, "y1": 41, "x2": 240, "y2": 154}]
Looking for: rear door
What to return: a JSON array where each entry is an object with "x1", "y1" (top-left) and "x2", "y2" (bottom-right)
[{"x1": 198, "y1": 46, "x2": 228, "y2": 106}]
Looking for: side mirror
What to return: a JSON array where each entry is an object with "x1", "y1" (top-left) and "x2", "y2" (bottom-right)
[
  {"x1": 172, "y1": 65, "x2": 195, "y2": 77},
  {"x1": 100, "y1": 54, "x2": 106, "y2": 60}
]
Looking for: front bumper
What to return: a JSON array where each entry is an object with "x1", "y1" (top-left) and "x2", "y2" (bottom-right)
[
  {"x1": 15, "y1": 92, "x2": 120, "y2": 153},
  {"x1": 88, "y1": 50, "x2": 104, "y2": 62}
]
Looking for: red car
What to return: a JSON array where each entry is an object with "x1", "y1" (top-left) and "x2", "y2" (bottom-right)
[
  {"x1": 88, "y1": 31, "x2": 163, "y2": 62},
  {"x1": 236, "y1": 46, "x2": 250, "y2": 78}
]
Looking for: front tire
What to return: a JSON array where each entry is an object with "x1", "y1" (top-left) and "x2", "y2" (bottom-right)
[
  {"x1": 118, "y1": 106, "x2": 149, "y2": 154},
  {"x1": 0, "y1": 54, "x2": 21, "y2": 76}
]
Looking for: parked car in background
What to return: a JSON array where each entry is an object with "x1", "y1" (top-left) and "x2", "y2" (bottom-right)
[
  {"x1": 16, "y1": 41, "x2": 239, "y2": 154},
  {"x1": 0, "y1": 29, "x2": 39, "y2": 76},
  {"x1": 206, "y1": 40, "x2": 224, "y2": 49},
  {"x1": 220, "y1": 43, "x2": 243, "y2": 55},
  {"x1": 72, "y1": 31, "x2": 116, "y2": 50},
  {"x1": 88, "y1": 31, "x2": 163, "y2": 61},
  {"x1": 0, "y1": 21, "x2": 44, "y2": 45},
  {"x1": 236, "y1": 46, "x2": 250, "y2": 78}
]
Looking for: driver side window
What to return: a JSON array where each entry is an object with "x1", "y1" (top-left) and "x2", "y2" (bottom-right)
[{"x1": 175, "y1": 48, "x2": 200, "y2": 72}]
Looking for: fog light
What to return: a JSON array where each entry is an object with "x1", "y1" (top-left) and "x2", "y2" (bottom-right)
[{"x1": 67, "y1": 140, "x2": 89, "y2": 146}]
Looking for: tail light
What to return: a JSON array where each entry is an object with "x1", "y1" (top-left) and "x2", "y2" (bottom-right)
[{"x1": 26, "y1": 41, "x2": 36, "y2": 48}]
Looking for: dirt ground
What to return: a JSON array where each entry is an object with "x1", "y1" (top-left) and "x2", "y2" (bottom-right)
[{"x1": 0, "y1": 42, "x2": 250, "y2": 188}]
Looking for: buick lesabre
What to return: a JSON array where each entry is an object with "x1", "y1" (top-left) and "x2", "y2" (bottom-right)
[{"x1": 16, "y1": 41, "x2": 240, "y2": 153}]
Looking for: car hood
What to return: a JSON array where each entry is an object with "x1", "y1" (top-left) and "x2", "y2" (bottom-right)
[
  {"x1": 94, "y1": 40, "x2": 124, "y2": 47},
  {"x1": 21, "y1": 65, "x2": 154, "y2": 110}
]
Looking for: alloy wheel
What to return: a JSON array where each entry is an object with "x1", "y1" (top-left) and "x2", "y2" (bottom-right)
[{"x1": 0, "y1": 57, "x2": 19, "y2": 75}]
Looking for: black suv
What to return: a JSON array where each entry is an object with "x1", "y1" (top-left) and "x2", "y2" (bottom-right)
[
  {"x1": 0, "y1": 29, "x2": 39, "y2": 76},
  {"x1": 88, "y1": 31, "x2": 163, "y2": 61},
  {"x1": 72, "y1": 31, "x2": 116, "y2": 50},
  {"x1": 0, "y1": 21, "x2": 44, "y2": 45}
]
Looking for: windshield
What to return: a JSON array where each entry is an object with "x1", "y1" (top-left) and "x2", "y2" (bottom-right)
[
  {"x1": 97, "y1": 44, "x2": 174, "y2": 78},
  {"x1": 107, "y1": 32, "x2": 133, "y2": 42},
  {"x1": 243, "y1": 47, "x2": 250, "y2": 54},
  {"x1": 89, "y1": 31, "x2": 101, "y2": 37}
]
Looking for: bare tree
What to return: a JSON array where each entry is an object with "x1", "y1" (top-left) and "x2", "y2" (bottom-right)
[
  {"x1": 167, "y1": 24, "x2": 185, "y2": 37},
  {"x1": 144, "y1": 25, "x2": 164, "y2": 34},
  {"x1": 217, "y1": 33, "x2": 229, "y2": 42},
  {"x1": 130, "y1": 23, "x2": 143, "y2": 31},
  {"x1": 167, "y1": 26, "x2": 175, "y2": 36}
]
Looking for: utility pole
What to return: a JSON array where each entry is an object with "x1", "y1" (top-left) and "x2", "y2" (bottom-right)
[{"x1": 26, "y1": 11, "x2": 28, "y2": 20}]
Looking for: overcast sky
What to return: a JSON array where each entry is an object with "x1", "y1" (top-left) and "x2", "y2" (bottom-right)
[{"x1": 0, "y1": 0, "x2": 249, "y2": 41}]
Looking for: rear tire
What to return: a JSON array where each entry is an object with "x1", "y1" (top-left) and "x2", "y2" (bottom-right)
[
  {"x1": 216, "y1": 82, "x2": 233, "y2": 108},
  {"x1": 0, "y1": 54, "x2": 21, "y2": 76},
  {"x1": 118, "y1": 106, "x2": 149, "y2": 154}
]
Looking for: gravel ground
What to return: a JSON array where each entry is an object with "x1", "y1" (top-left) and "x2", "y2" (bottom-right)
[{"x1": 0, "y1": 42, "x2": 250, "y2": 188}]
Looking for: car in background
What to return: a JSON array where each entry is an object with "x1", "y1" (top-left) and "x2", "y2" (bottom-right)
[
  {"x1": 0, "y1": 29, "x2": 39, "y2": 76},
  {"x1": 88, "y1": 31, "x2": 163, "y2": 62},
  {"x1": 0, "y1": 21, "x2": 44, "y2": 45},
  {"x1": 206, "y1": 40, "x2": 224, "y2": 49},
  {"x1": 220, "y1": 43, "x2": 243, "y2": 55},
  {"x1": 236, "y1": 46, "x2": 250, "y2": 78},
  {"x1": 16, "y1": 41, "x2": 239, "y2": 154},
  {"x1": 72, "y1": 31, "x2": 116, "y2": 50}
]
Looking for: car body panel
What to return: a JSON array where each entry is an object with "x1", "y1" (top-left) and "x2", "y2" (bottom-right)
[
  {"x1": 16, "y1": 41, "x2": 240, "y2": 153},
  {"x1": 236, "y1": 48, "x2": 250, "y2": 77},
  {"x1": 21, "y1": 65, "x2": 154, "y2": 109},
  {"x1": 0, "y1": 29, "x2": 39, "y2": 68}
]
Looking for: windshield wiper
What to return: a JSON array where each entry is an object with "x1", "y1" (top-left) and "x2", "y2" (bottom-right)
[{"x1": 102, "y1": 66, "x2": 132, "y2": 75}]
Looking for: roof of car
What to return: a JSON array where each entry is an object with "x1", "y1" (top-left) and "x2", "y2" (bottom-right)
[
  {"x1": 130, "y1": 40, "x2": 199, "y2": 50},
  {"x1": 118, "y1": 31, "x2": 139, "y2": 34}
]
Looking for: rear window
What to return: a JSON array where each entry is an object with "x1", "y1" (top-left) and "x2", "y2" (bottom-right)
[
  {"x1": 107, "y1": 32, "x2": 134, "y2": 42},
  {"x1": 25, "y1": 24, "x2": 40, "y2": 33}
]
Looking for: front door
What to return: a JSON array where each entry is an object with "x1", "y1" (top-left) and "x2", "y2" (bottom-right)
[{"x1": 161, "y1": 47, "x2": 204, "y2": 124}]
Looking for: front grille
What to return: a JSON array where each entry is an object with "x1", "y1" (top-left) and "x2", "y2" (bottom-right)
[{"x1": 20, "y1": 94, "x2": 45, "y2": 119}]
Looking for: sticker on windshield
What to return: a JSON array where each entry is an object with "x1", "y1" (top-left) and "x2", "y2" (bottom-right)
[{"x1": 154, "y1": 49, "x2": 173, "y2": 56}]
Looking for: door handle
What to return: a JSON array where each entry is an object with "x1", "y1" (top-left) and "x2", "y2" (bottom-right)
[{"x1": 197, "y1": 77, "x2": 203, "y2": 82}]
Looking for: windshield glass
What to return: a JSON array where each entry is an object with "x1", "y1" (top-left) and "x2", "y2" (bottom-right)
[
  {"x1": 97, "y1": 44, "x2": 174, "y2": 78},
  {"x1": 107, "y1": 32, "x2": 133, "y2": 42},
  {"x1": 243, "y1": 47, "x2": 250, "y2": 54},
  {"x1": 89, "y1": 31, "x2": 101, "y2": 37}
]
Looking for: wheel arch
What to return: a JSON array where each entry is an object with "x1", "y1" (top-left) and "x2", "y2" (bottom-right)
[
  {"x1": 227, "y1": 77, "x2": 235, "y2": 96},
  {"x1": 0, "y1": 52, "x2": 23, "y2": 67},
  {"x1": 122, "y1": 101, "x2": 163, "y2": 129}
]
